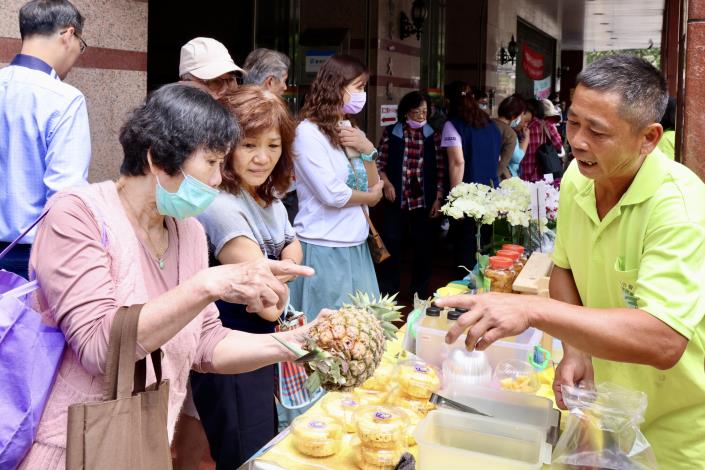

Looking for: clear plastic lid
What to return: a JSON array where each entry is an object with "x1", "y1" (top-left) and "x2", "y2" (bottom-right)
[
  {"x1": 321, "y1": 391, "x2": 361, "y2": 432},
  {"x1": 351, "y1": 437, "x2": 407, "y2": 469},
  {"x1": 493, "y1": 359, "x2": 539, "y2": 393},
  {"x1": 354, "y1": 405, "x2": 409, "y2": 448},
  {"x1": 353, "y1": 387, "x2": 388, "y2": 405},
  {"x1": 291, "y1": 414, "x2": 344, "y2": 440},
  {"x1": 397, "y1": 360, "x2": 441, "y2": 398},
  {"x1": 291, "y1": 414, "x2": 344, "y2": 457}
]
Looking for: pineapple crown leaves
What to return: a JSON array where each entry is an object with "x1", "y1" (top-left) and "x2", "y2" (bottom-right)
[{"x1": 345, "y1": 291, "x2": 403, "y2": 340}]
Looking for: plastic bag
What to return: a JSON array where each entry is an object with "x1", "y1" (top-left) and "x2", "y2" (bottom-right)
[{"x1": 552, "y1": 382, "x2": 658, "y2": 470}]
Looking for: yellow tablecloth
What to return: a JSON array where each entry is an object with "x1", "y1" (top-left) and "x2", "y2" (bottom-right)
[{"x1": 250, "y1": 327, "x2": 558, "y2": 470}]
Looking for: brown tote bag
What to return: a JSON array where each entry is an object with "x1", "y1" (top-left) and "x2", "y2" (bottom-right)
[{"x1": 66, "y1": 305, "x2": 172, "y2": 470}]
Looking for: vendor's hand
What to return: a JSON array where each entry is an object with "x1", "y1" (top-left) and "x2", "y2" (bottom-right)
[
  {"x1": 435, "y1": 293, "x2": 538, "y2": 351},
  {"x1": 368, "y1": 180, "x2": 384, "y2": 207},
  {"x1": 553, "y1": 349, "x2": 594, "y2": 409},
  {"x1": 338, "y1": 126, "x2": 375, "y2": 154},
  {"x1": 430, "y1": 198, "x2": 442, "y2": 218},
  {"x1": 209, "y1": 259, "x2": 314, "y2": 313},
  {"x1": 383, "y1": 180, "x2": 396, "y2": 202}
]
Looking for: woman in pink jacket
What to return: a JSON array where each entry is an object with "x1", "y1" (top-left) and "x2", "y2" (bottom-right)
[{"x1": 19, "y1": 83, "x2": 316, "y2": 469}]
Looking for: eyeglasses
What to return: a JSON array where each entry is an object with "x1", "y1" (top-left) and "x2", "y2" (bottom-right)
[
  {"x1": 60, "y1": 29, "x2": 87, "y2": 54},
  {"x1": 208, "y1": 73, "x2": 243, "y2": 86}
]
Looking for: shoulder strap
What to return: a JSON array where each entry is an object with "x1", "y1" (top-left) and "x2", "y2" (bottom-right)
[
  {"x1": 103, "y1": 304, "x2": 147, "y2": 400},
  {"x1": 0, "y1": 211, "x2": 48, "y2": 260},
  {"x1": 540, "y1": 120, "x2": 550, "y2": 145},
  {"x1": 361, "y1": 208, "x2": 378, "y2": 236}
]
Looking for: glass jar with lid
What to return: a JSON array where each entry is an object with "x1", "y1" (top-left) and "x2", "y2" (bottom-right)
[
  {"x1": 502, "y1": 244, "x2": 528, "y2": 266},
  {"x1": 484, "y1": 256, "x2": 515, "y2": 293},
  {"x1": 496, "y1": 249, "x2": 523, "y2": 274}
]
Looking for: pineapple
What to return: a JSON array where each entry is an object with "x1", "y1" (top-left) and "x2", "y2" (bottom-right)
[{"x1": 303, "y1": 291, "x2": 402, "y2": 392}]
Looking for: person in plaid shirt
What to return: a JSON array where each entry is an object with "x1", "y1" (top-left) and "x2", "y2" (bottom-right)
[
  {"x1": 520, "y1": 98, "x2": 565, "y2": 182},
  {"x1": 377, "y1": 91, "x2": 445, "y2": 298}
]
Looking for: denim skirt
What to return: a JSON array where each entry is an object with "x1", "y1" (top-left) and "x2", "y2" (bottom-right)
[{"x1": 288, "y1": 241, "x2": 380, "y2": 321}]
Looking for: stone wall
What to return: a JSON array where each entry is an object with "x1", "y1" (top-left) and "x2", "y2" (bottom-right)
[{"x1": 0, "y1": 0, "x2": 148, "y2": 183}]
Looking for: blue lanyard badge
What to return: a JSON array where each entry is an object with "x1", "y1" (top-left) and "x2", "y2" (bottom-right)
[{"x1": 10, "y1": 54, "x2": 54, "y2": 76}]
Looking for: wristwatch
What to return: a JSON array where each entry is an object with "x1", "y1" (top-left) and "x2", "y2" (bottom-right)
[{"x1": 360, "y1": 148, "x2": 378, "y2": 162}]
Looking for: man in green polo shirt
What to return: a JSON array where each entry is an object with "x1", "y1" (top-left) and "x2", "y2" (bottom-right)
[{"x1": 438, "y1": 55, "x2": 705, "y2": 468}]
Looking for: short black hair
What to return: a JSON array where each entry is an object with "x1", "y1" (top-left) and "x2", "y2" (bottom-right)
[
  {"x1": 577, "y1": 55, "x2": 668, "y2": 131},
  {"x1": 497, "y1": 95, "x2": 526, "y2": 120},
  {"x1": 19, "y1": 0, "x2": 84, "y2": 39},
  {"x1": 397, "y1": 91, "x2": 428, "y2": 121},
  {"x1": 119, "y1": 83, "x2": 239, "y2": 177},
  {"x1": 526, "y1": 98, "x2": 544, "y2": 119}
]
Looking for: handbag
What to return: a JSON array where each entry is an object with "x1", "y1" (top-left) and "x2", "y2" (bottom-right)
[
  {"x1": 535, "y1": 121, "x2": 564, "y2": 178},
  {"x1": 66, "y1": 305, "x2": 172, "y2": 470},
  {"x1": 0, "y1": 213, "x2": 66, "y2": 470},
  {"x1": 363, "y1": 208, "x2": 391, "y2": 264}
]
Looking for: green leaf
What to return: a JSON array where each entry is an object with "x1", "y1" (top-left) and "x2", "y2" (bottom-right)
[
  {"x1": 382, "y1": 311, "x2": 401, "y2": 321},
  {"x1": 305, "y1": 372, "x2": 321, "y2": 394}
]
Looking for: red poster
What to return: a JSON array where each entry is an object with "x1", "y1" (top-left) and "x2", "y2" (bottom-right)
[{"x1": 522, "y1": 43, "x2": 545, "y2": 80}]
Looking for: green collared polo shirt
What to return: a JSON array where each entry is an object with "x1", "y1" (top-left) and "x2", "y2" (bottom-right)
[{"x1": 553, "y1": 150, "x2": 705, "y2": 468}]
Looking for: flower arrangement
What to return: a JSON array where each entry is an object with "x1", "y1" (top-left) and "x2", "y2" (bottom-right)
[
  {"x1": 440, "y1": 177, "x2": 533, "y2": 228},
  {"x1": 440, "y1": 177, "x2": 560, "y2": 280}
]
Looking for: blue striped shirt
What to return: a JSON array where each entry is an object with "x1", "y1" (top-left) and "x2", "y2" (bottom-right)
[{"x1": 0, "y1": 54, "x2": 91, "y2": 243}]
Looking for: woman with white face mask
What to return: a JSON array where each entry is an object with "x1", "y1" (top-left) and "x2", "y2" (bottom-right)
[
  {"x1": 288, "y1": 55, "x2": 383, "y2": 321},
  {"x1": 376, "y1": 91, "x2": 445, "y2": 299}
]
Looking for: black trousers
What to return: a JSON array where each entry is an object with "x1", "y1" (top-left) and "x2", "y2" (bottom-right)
[
  {"x1": 378, "y1": 204, "x2": 436, "y2": 299},
  {"x1": 451, "y1": 218, "x2": 493, "y2": 279},
  {"x1": 190, "y1": 301, "x2": 277, "y2": 469},
  {"x1": 0, "y1": 242, "x2": 31, "y2": 280}
]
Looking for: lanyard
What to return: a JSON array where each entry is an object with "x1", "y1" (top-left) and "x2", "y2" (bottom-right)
[{"x1": 10, "y1": 54, "x2": 54, "y2": 76}]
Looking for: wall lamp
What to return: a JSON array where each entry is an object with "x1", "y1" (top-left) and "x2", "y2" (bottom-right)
[
  {"x1": 498, "y1": 35, "x2": 518, "y2": 65},
  {"x1": 399, "y1": 0, "x2": 429, "y2": 41}
]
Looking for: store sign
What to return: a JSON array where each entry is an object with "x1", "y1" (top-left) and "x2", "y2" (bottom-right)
[
  {"x1": 380, "y1": 104, "x2": 398, "y2": 126},
  {"x1": 522, "y1": 44, "x2": 544, "y2": 80},
  {"x1": 533, "y1": 76, "x2": 551, "y2": 100},
  {"x1": 305, "y1": 50, "x2": 335, "y2": 73}
]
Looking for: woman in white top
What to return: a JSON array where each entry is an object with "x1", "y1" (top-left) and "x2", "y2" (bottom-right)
[{"x1": 289, "y1": 55, "x2": 384, "y2": 320}]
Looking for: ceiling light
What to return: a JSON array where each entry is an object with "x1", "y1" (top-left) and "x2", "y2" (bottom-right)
[
  {"x1": 600, "y1": 22, "x2": 610, "y2": 25},
  {"x1": 594, "y1": 12, "x2": 605, "y2": 15}
]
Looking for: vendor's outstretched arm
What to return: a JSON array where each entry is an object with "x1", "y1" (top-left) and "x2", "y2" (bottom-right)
[{"x1": 437, "y1": 280, "x2": 688, "y2": 371}]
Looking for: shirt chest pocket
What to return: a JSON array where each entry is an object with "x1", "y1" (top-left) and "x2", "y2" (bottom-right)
[{"x1": 613, "y1": 257, "x2": 639, "y2": 309}]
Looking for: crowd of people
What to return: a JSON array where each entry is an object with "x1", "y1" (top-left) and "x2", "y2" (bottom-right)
[{"x1": 1, "y1": 1, "x2": 700, "y2": 470}]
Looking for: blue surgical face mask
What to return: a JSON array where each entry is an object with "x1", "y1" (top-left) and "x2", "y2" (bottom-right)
[
  {"x1": 343, "y1": 90, "x2": 367, "y2": 114},
  {"x1": 155, "y1": 171, "x2": 219, "y2": 219},
  {"x1": 510, "y1": 116, "x2": 522, "y2": 128}
]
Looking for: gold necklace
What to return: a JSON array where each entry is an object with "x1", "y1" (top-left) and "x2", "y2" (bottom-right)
[{"x1": 118, "y1": 183, "x2": 168, "y2": 269}]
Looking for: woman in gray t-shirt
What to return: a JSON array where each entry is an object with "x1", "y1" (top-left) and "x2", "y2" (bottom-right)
[{"x1": 190, "y1": 86, "x2": 301, "y2": 468}]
